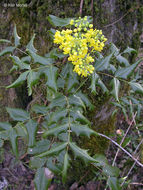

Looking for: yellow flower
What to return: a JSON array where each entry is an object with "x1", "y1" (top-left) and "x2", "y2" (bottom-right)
[{"x1": 54, "y1": 16, "x2": 107, "y2": 77}]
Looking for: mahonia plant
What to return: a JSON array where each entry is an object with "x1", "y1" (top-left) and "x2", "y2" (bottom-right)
[
  {"x1": 54, "y1": 16, "x2": 107, "y2": 77},
  {"x1": 0, "y1": 15, "x2": 143, "y2": 190}
]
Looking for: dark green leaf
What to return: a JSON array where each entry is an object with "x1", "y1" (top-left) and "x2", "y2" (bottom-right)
[
  {"x1": 34, "y1": 168, "x2": 51, "y2": 190},
  {"x1": 71, "y1": 123, "x2": 96, "y2": 137},
  {"x1": 69, "y1": 142, "x2": 96, "y2": 163},
  {"x1": 48, "y1": 15, "x2": 72, "y2": 27},
  {"x1": 47, "y1": 108, "x2": 67, "y2": 124},
  {"x1": 27, "y1": 49, "x2": 54, "y2": 65},
  {"x1": 25, "y1": 119, "x2": 38, "y2": 147},
  {"x1": 0, "y1": 122, "x2": 12, "y2": 131},
  {"x1": 67, "y1": 73, "x2": 79, "y2": 92},
  {"x1": 69, "y1": 95, "x2": 86, "y2": 110},
  {"x1": 45, "y1": 66, "x2": 58, "y2": 92},
  {"x1": 70, "y1": 109, "x2": 90, "y2": 125},
  {"x1": 103, "y1": 165, "x2": 120, "y2": 177},
  {"x1": 110, "y1": 43, "x2": 119, "y2": 56},
  {"x1": 107, "y1": 177, "x2": 121, "y2": 190},
  {"x1": 76, "y1": 91, "x2": 94, "y2": 110},
  {"x1": 27, "y1": 70, "x2": 40, "y2": 96},
  {"x1": 94, "y1": 53, "x2": 113, "y2": 71},
  {"x1": 129, "y1": 82, "x2": 143, "y2": 95},
  {"x1": 93, "y1": 154, "x2": 108, "y2": 167},
  {"x1": 31, "y1": 104, "x2": 48, "y2": 114},
  {"x1": 116, "y1": 54, "x2": 129, "y2": 66},
  {"x1": 6, "y1": 71, "x2": 29, "y2": 88},
  {"x1": 6, "y1": 107, "x2": 30, "y2": 121},
  {"x1": 89, "y1": 71, "x2": 99, "y2": 94},
  {"x1": 10, "y1": 55, "x2": 30, "y2": 70},
  {"x1": 45, "y1": 48, "x2": 65, "y2": 59},
  {"x1": 122, "y1": 47, "x2": 137, "y2": 55},
  {"x1": 36, "y1": 143, "x2": 68, "y2": 158},
  {"x1": 62, "y1": 152, "x2": 69, "y2": 183},
  {"x1": 9, "y1": 128, "x2": 18, "y2": 157},
  {"x1": 30, "y1": 157, "x2": 46, "y2": 169},
  {"x1": 26, "y1": 34, "x2": 37, "y2": 53},
  {"x1": 28, "y1": 140, "x2": 50, "y2": 155},
  {"x1": 46, "y1": 157, "x2": 61, "y2": 174},
  {"x1": 43, "y1": 124, "x2": 68, "y2": 138},
  {"x1": 115, "y1": 59, "x2": 142, "y2": 79},
  {"x1": 97, "y1": 78, "x2": 109, "y2": 94},
  {"x1": 111, "y1": 78, "x2": 120, "y2": 102},
  {"x1": 14, "y1": 25, "x2": 21, "y2": 47},
  {"x1": 0, "y1": 46, "x2": 15, "y2": 56},
  {"x1": 49, "y1": 95, "x2": 66, "y2": 109}
]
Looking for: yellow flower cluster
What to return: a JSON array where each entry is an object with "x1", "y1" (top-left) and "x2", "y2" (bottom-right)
[{"x1": 54, "y1": 16, "x2": 107, "y2": 77}]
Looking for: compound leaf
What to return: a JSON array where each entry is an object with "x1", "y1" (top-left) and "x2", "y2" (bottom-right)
[{"x1": 6, "y1": 107, "x2": 30, "y2": 121}]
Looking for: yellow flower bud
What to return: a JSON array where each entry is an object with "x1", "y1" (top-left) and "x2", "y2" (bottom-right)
[{"x1": 89, "y1": 24, "x2": 93, "y2": 28}]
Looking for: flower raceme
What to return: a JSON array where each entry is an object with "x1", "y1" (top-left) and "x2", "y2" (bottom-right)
[{"x1": 54, "y1": 16, "x2": 107, "y2": 77}]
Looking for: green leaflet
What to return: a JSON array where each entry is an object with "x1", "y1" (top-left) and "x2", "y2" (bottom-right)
[
  {"x1": 34, "y1": 168, "x2": 51, "y2": 190},
  {"x1": 0, "y1": 122, "x2": 12, "y2": 131},
  {"x1": 67, "y1": 73, "x2": 79, "y2": 93},
  {"x1": 70, "y1": 123, "x2": 96, "y2": 137},
  {"x1": 116, "y1": 54, "x2": 129, "y2": 66},
  {"x1": 122, "y1": 47, "x2": 137, "y2": 55},
  {"x1": 89, "y1": 71, "x2": 99, "y2": 94},
  {"x1": 70, "y1": 109, "x2": 90, "y2": 125},
  {"x1": 75, "y1": 91, "x2": 94, "y2": 110},
  {"x1": 36, "y1": 142, "x2": 68, "y2": 158},
  {"x1": 103, "y1": 165, "x2": 120, "y2": 177},
  {"x1": 10, "y1": 55, "x2": 30, "y2": 70},
  {"x1": 110, "y1": 43, "x2": 119, "y2": 56},
  {"x1": 48, "y1": 15, "x2": 72, "y2": 27},
  {"x1": 111, "y1": 78, "x2": 120, "y2": 102},
  {"x1": 28, "y1": 140, "x2": 51, "y2": 155},
  {"x1": 69, "y1": 95, "x2": 86, "y2": 110},
  {"x1": 26, "y1": 34, "x2": 37, "y2": 53},
  {"x1": 62, "y1": 152, "x2": 69, "y2": 183},
  {"x1": 45, "y1": 65, "x2": 58, "y2": 92},
  {"x1": 27, "y1": 70, "x2": 40, "y2": 96},
  {"x1": 94, "y1": 53, "x2": 113, "y2": 71},
  {"x1": 47, "y1": 108, "x2": 67, "y2": 125},
  {"x1": 31, "y1": 104, "x2": 49, "y2": 114},
  {"x1": 25, "y1": 119, "x2": 38, "y2": 147},
  {"x1": 6, "y1": 107, "x2": 30, "y2": 121},
  {"x1": 14, "y1": 25, "x2": 21, "y2": 47},
  {"x1": 9, "y1": 128, "x2": 18, "y2": 157},
  {"x1": 43, "y1": 124, "x2": 68, "y2": 138},
  {"x1": 49, "y1": 95, "x2": 66, "y2": 109},
  {"x1": 69, "y1": 142, "x2": 96, "y2": 163},
  {"x1": 27, "y1": 49, "x2": 55, "y2": 65},
  {"x1": 129, "y1": 82, "x2": 143, "y2": 95},
  {"x1": 107, "y1": 177, "x2": 121, "y2": 190},
  {"x1": 115, "y1": 59, "x2": 142, "y2": 79},
  {"x1": 0, "y1": 46, "x2": 15, "y2": 56},
  {"x1": 6, "y1": 71, "x2": 29, "y2": 88}
]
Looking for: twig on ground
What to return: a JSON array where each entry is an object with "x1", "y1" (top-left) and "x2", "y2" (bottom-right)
[
  {"x1": 97, "y1": 132, "x2": 143, "y2": 168},
  {"x1": 112, "y1": 112, "x2": 137, "y2": 166}
]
